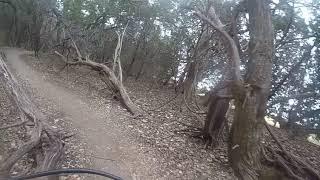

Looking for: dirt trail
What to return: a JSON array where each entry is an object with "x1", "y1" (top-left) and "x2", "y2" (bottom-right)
[{"x1": 3, "y1": 48, "x2": 155, "y2": 180}]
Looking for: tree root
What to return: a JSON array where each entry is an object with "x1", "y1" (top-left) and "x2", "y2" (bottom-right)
[
  {"x1": 263, "y1": 124, "x2": 320, "y2": 180},
  {"x1": 0, "y1": 52, "x2": 64, "y2": 179}
]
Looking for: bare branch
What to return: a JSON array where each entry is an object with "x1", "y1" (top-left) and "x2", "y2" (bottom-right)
[
  {"x1": 268, "y1": 45, "x2": 313, "y2": 100},
  {"x1": 270, "y1": 92, "x2": 320, "y2": 105},
  {"x1": 113, "y1": 22, "x2": 128, "y2": 82},
  {"x1": 275, "y1": 35, "x2": 316, "y2": 49},
  {"x1": 55, "y1": 50, "x2": 140, "y2": 115},
  {"x1": 193, "y1": 7, "x2": 242, "y2": 82},
  {"x1": 275, "y1": 7, "x2": 295, "y2": 49},
  {"x1": 71, "y1": 39, "x2": 82, "y2": 61}
]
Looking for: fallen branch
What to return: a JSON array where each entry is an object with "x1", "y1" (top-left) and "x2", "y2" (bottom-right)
[{"x1": 55, "y1": 51, "x2": 140, "y2": 115}]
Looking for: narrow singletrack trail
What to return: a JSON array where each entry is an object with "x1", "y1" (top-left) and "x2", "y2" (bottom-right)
[{"x1": 3, "y1": 48, "x2": 155, "y2": 180}]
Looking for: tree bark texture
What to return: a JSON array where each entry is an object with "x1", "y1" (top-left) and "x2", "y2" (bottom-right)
[
  {"x1": 203, "y1": 92, "x2": 230, "y2": 146},
  {"x1": 229, "y1": 0, "x2": 274, "y2": 179}
]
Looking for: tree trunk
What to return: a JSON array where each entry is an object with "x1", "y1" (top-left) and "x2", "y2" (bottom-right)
[
  {"x1": 182, "y1": 60, "x2": 199, "y2": 101},
  {"x1": 31, "y1": 2, "x2": 43, "y2": 57},
  {"x1": 126, "y1": 37, "x2": 141, "y2": 76},
  {"x1": 135, "y1": 60, "x2": 145, "y2": 80},
  {"x1": 175, "y1": 61, "x2": 190, "y2": 91},
  {"x1": 176, "y1": 27, "x2": 209, "y2": 100},
  {"x1": 0, "y1": 52, "x2": 63, "y2": 179},
  {"x1": 229, "y1": 0, "x2": 274, "y2": 179},
  {"x1": 201, "y1": 81, "x2": 233, "y2": 146},
  {"x1": 203, "y1": 93, "x2": 230, "y2": 146}
]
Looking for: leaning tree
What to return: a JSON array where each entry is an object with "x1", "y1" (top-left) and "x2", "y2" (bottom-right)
[{"x1": 193, "y1": 0, "x2": 320, "y2": 179}]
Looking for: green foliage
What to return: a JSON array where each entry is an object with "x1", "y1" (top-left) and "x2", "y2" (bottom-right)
[{"x1": 63, "y1": 0, "x2": 86, "y2": 24}]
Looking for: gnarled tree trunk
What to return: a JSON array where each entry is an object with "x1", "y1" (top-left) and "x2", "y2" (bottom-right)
[
  {"x1": 201, "y1": 81, "x2": 232, "y2": 147},
  {"x1": 203, "y1": 93, "x2": 230, "y2": 146},
  {"x1": 196, "y1": 1, "x2": 318, "y2": 179},
  {"x1": 229, "y1": 0, "x2": 274, "y2": 179}
]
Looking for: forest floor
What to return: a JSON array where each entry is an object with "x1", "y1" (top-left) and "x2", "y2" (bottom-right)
[
  {"x1": 1, "y1": 48, "x2": 236, "y2": 180},
  {"x1": 1, "y1": 48, "x2": 320, "y2": 180}
]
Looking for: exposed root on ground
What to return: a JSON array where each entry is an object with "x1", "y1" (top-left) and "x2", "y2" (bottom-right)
[
  {"x1": 263, "y1": 123, "x2": 320, "y2": 180},
  {"x1": 0, "y1": 52, "x2": 64, "y2": 179}
]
